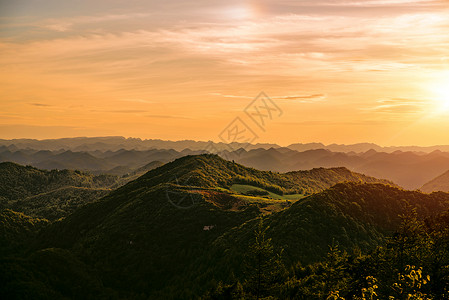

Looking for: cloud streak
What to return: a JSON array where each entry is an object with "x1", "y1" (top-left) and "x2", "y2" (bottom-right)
[{"x1": 364, "y1": 98, "x2": 429, "y2": 114}]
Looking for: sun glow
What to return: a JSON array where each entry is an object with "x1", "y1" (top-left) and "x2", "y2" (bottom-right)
[{"x1": 428, "y1": 71, "x2": 449, "y2": 112}]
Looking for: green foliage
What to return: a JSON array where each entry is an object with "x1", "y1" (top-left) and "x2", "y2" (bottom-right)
[
  {"x1": 0, "y1": 162, "x2": 117, "y2": 220},
  {"x1": 245, "y1": 189, "x2": 270, "y2": 196},
  {"x1": 0, "y1": 248, "x2": 115, "y2": 299},
  {"x1": 136, "y1": 154, "x2": 394, "y2": 197},
  {"x1": 243, "y1": 219, "x2": 286, "y2": 298},
  {"x1": 0, "y1": 209, "x2": 48, "y2": 255},
  {"x1": 0, "y1": 162, "x2": 117, "y2": 202},
  {"x1": 2, "y1": 154, "x2": 449, "y2": 299}
]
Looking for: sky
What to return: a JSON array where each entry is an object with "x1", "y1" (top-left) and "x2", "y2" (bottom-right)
[{"x1": 1, "y1": 0, "x2": 449, "y2": 146}]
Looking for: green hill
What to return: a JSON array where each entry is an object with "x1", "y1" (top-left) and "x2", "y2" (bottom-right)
[
  {"x1": 0, "y1": 209, "x2": 48, "y2": 254},
  {"x1": 130, "y1": 154, "x2": 394, "y2": 195},
  {"x1": 8, "y1": 187, "x2": 111, "y2": 221},
  {"x1": 0, "y1": 162, "x2": 117, "y2": 202},
  {"x1": 285, "y1": 166, "x2": 394, "y2": 194},
  {"x1": 212, "y1": 182, "x2": 449, "y2": 268},
  {"x1": 0, "y1": 162, "x2": 118, "y2": 220},
  {"x1": 2, "y1": 154, "x2": 448, "y2": 299},
  {"x1": 32, "y1": 155, "x2": 429, "y2": 298}
]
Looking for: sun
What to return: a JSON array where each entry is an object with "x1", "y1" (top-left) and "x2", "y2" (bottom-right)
[{"x1": 428, "y1": 71, "x2": 449, "y2": 112}]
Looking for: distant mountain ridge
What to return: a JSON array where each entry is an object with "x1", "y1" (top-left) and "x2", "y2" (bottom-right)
[
  {"x1": 2, "y1": 136, "x2": 449, "y2": 153},
  {"x1": 3, "y1": 145, "x2": 449, "y2": 189},
  {"x1": 421, "y1": 170, "x2": 449, "y2": 193}
]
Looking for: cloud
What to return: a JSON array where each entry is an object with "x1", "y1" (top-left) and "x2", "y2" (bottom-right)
[
  {"x1": 364, "y1": 98, "x2": 428, "y2": 114},
  {"x1": 39, "y1": 13, "x2": 152, "y2": 32},
  {"x1": 91, "y1": 109, "x2": 147, "y2": 113},
  {"x1": 209, "y1": 93, "x2": 252, "y2": 99},
  {"x1": 1, "y1": 0, "x2": 449, "y2": 144},
  {"x1": 210, "y1": 93, "x2": 326, "y2": 103},
  {"x1": 146, "y1": 114, "x2": 192, "y2": 119},
  {"x1": 309, "y1": 0, "x2": 440, "y2": 7},
  {"x1": 120, "y1": 98, "x2": 154, "y2": 104},
  {"x1": 274, "y1": 94, "x2": 326, "y2": 102},
  {"x1": 29, "y1": 103, "x2": 51, "y2": 107}
]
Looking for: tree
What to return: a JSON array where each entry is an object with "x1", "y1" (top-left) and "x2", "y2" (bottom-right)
[{"x1": 244, "y1": 218, "x2": 286, "y2": 299}]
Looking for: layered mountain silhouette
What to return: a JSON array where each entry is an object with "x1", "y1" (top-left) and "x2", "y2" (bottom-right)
[
  {"x1": 3, "y1": 139, "x2": 449, "y2": 189},
  {"x1": 3, "y1": 137, "x2": 449, "y2": 153},
  {"x1": 421, "y1": 169, "x2": 449, "y2": 193},
  {"x1": 5, "y1": 147, "x2": 449, "y2": 189},
  {"x1": 2, "y1": 154, "x2": 448, "y2": 298}
]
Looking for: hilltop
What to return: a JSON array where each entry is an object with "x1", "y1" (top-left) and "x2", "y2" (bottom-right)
[{"x1": 0, "y1": 162, "x2": 116, "y2": 220}]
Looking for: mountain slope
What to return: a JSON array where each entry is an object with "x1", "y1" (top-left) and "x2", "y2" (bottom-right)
[
  {"x1": 0, "y1": 209, "x2": 48, "y2": 254},
  {"x1": 33, "y1": 155, "x2": 409, "y2": 298},
  {"x1": 0, "y1": 162, "x2": 117, "y2": 201},
  {"x1": 207, "y1": 183, "x2": 449, "y2": 288},
  {"x1": 421, "y1": 170, "x2": 449, "y2": 193},
  {"x1": 285, "y1": 166, "x2": 394, "y2": 194},
  {"x1": 4, "y1": 154, "x2": 448, "y2": 298},
  {"x1": 0, "y1": 162, "x2": 117, "y2": 220}
]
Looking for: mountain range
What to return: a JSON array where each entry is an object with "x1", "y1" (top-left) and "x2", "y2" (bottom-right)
[
  {"x1": 3, "y1": 136, "x2": 449, "y2": 153},
  {"x1": 3, "y1": 143, "x2": 449, "y2": 189},
  {"x1": 2, "y1": 154, "x2": 449, "y2": 298}
]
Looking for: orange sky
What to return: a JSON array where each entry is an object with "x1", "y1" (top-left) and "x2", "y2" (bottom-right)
[{"x1": 1, "y1": 0, "x2": 449, "y2": 146}]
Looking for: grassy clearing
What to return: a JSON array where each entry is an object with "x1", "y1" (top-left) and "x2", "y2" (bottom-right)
[{"x1": 230, "y1": 184, "x2": 305, "y2": 200}]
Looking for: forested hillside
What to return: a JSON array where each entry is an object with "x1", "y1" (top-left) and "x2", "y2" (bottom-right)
[
  {"x1": 1, "y1": 155, "x2": 449, "y2": 299},
  {"x1": 0, "y1": 162, "x2": 117, "y2": 220}
]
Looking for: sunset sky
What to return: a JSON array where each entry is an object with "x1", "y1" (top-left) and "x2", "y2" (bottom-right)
[{"x1": 1, "y1": 0, "x2": 449, "y2": 146}]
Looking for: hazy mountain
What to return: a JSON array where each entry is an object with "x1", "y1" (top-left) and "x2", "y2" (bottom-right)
[
  {"x1": 3, "y1": 137, "x2": 449, "y2": 154},
  {"x1": 421, "y1": 170, "x2": 449, "y2": 193},
  {"x1": 224, "y1": 148, "x2": 449, "y2": 189},
  {"x1": 4, "y1": 144, "x2": 449, "y2": 189},
  {"x1": 0, "y1": 148, "x2": 185, "y2": 175},
  {"x1": 0, "y1": 137, "x2": 278, "y2": 152}
]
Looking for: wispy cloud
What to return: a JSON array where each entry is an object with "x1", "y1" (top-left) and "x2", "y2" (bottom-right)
[
  {"x1": 210, "y1": 93, "x2": 326, "y2": 103},
  {"x1": 1, "y1": 0, "x2": 449, "y2": 144},
  {"x1": 146, "y1": 114, "x2": 192, "y2": 119},
  {"x1": 29, "y1": 103, "x2": 51, "y2": 107},
  {"x1": 364, "y1": 98, "x2": 428, "y2": 114},
  {"x1": 39, "y1": 13, "x2": 152, "y2": 32},
  {"x1": 209, "y1": 93, "x2": 252, "y2": 99},
  {"x1": 274, "y1": 94, "x2": 326, "y2": 103},
  {"x1": 91, "y1": 109, "x2": 147, "y2": 114},
  {"x1": 120, "y1": 98, "x2": 154, "y2": 104}
]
